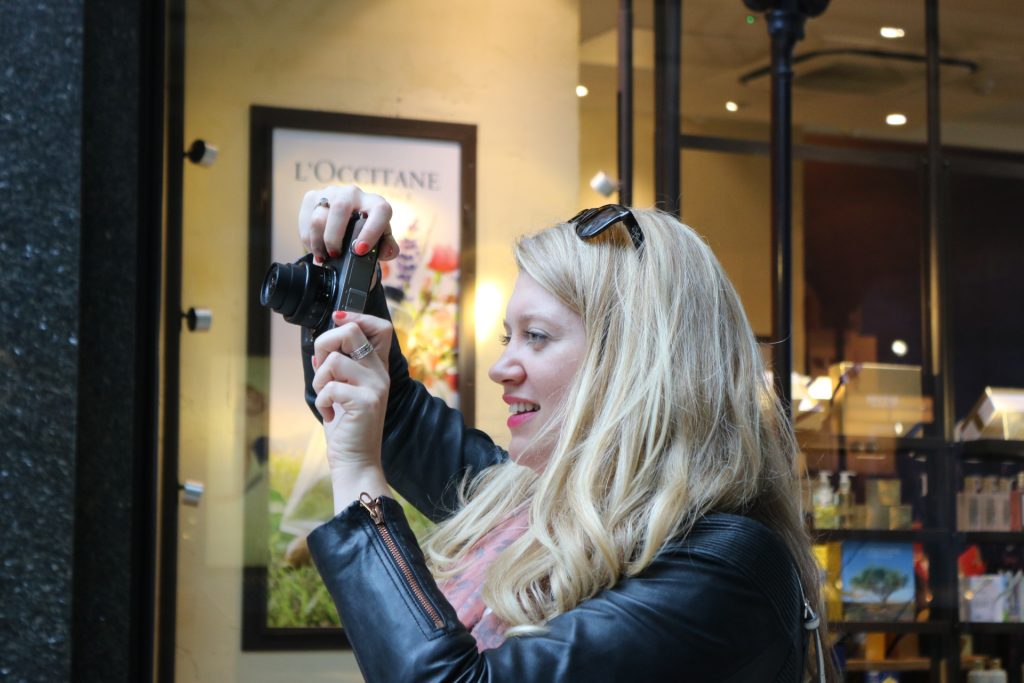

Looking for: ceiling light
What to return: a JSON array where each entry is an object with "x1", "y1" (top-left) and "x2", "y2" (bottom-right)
[
  {"x1": 886, "y1": 113, "x2": 908, "y2": 126},
  {"x1": 880, "y1": 26, "x2": 905, "y2": 39},
  {"x1": 576, "y1": 85, "x2": 589, "y2": 98},
  {"x1": 725, "y1": 101, "x2": 740, "y2": 113},
  {"x1": 891, "y1": 339, "x2": 909, "y2": 357}
]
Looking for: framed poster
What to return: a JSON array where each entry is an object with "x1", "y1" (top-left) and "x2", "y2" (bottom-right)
[{"x1": 243, "y1": 106, "x2": 476, "y2": 650}]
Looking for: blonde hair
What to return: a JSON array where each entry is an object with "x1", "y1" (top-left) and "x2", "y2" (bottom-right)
[{"x1": 422, "y1": 209, "x2": 830, "y2": 676}]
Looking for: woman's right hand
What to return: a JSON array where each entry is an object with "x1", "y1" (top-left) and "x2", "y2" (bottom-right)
[{"x1": 298, "y1": 185, "x2": 401, "y2": 265}]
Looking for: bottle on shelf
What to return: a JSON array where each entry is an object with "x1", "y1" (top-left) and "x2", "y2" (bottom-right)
[
  {"x1": 837, "y1": 470, "x2": 856, "y2": 529},
  {"x1": 987, "y1": 658, "x2": 1008, "y2": 683},
  {"x1": 813, "y1": 471, "x2": 837, "y2": 530}
]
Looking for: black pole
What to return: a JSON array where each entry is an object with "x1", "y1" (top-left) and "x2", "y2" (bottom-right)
[
  {"x1": 654, "y1": 0, "x2": 681, "y2": 216},
  {"x1": 744, "y1": 0, "x2": 829, "y2": 412},
  {"x1": 158, "y1": 0, "x2": 185, "y2": 680},
  {"x1": 617, "y1": 0, "x2": 633, "y2": 206},
  {"x1": 923, "y1": 0, "x2": 953, "y2": 438}
]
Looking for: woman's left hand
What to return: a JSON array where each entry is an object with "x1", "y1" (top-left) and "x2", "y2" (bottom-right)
[{"x1": 311, "y1": 312, "x2": 393, "y2": 477}]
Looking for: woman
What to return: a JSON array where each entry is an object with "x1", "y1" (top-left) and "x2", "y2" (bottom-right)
[{"x1": 298, "y1": 186, "x2": 832, "y2": 681}]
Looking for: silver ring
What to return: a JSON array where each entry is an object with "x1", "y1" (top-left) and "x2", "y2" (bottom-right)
[
  {"x1": 316, "y1": 197, "x2": 330, "y2": 209},
  {"x1": 349, "y1": 341, "x2": 373, "y2": 361}
]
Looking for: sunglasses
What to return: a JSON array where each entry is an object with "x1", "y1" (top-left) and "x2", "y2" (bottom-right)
[{"x1": 568, "y1": 204, "x2": 644, "y2": 249}]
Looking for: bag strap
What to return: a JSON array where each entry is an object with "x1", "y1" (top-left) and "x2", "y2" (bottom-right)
[{"x1": 797, "y1": 579, "x2": 826, "y2": 683}]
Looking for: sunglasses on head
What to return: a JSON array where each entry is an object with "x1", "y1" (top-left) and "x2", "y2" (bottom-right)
[{"x1": 567, "y1": 204, "x2": 644, "y2": 249}]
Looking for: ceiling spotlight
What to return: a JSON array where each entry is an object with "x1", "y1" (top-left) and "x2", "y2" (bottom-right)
[
  {"x1": 886, "y1": 113, "x2": 908, "y2": 126},
  {"x1": 725, "y1": 101, "x2": 740, "y2": 113},
  {"x1": 576, "y1": 85, "x2": 589, "y2": 98},
  {"x1": 880, "y1": 26, "x2": 906, "y2": 39},
  {"x1": 891, "y1": 339, "x2": 909, "y2": 357}
]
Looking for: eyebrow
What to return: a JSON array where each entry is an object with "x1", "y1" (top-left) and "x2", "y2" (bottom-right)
[{"x1": 502, "y1": 313, "x2": 561, "y2": 329}]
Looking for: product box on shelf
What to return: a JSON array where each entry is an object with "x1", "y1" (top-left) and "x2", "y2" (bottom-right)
[
  {"x1": 960, "y1": 572, "x2": 1024, "y2": 623},
  {"x1": 841, "y1": 541, "x2": 916, "y2": 622},
  {"x1": 956, "y1": 387, "x2": 1024, "y2": 441},
  {"x1": 828, "y1": 363, "x2": 933, "y2": 439}
]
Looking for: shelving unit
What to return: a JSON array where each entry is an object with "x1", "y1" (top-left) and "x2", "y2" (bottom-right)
[{"x1": 801, "y1": 435, "x2": 1024, "y2": 682}]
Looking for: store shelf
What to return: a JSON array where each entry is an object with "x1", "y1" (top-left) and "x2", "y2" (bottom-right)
[
  {"x1": 798, "y1": 433, "x2": 948, "y2": 453},
  {"x1": 960, "y1": 439, "x2": 1024, "y2": 459},
  {"x1": 846, "y1": 658, "x2": 932, "y2": 672},
  {"x1": 831, "y1": 620, "x2": 951, "y2": 634},
  {"x1": 814, "y1": 528, "x2": 949, "y2": 543},
  {"x1": 957, "y1": 531, "x2": 1024, "y2": 544},
  {"x1": 959, "y1": 622, "x2": 1024, "y2": 635}
]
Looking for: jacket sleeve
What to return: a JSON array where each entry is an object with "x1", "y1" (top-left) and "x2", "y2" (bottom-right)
[
  {"x1": 301, "y1": 274, "x2": 507, "y2": 522},
  {"x1": 308, "y1": 496, "x2": 804, "y2": 683}
]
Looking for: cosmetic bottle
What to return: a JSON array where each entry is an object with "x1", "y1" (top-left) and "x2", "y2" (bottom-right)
[
  {"x1": 813, "y1": 471, "x2": 837, "y2": 530},
  {"x1": 837, "y1": 471, "x2": 856, "y2": 529},
  {"x1": 987, "y1": 658, "x2": 1008, "y2": 683}
]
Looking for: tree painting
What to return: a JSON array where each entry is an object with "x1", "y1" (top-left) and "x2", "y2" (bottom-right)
[{"x1": 849, "y1": 566, "x2": 908, "y2": 604}]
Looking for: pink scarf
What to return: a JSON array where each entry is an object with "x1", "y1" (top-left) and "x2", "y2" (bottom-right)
[{"x1": 436, "y1": 507, "x2": 530, "y2": 651}]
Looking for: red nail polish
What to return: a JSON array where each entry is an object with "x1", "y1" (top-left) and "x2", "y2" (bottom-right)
[
  {"x1": 353, "y1": 241, "x2": 370, "y2": 256},
  {"x1": 332, "y1": 310, "x2": 347, "y2": 322},
  {"x1": 360, "y1": 211, "x2": 368, "y2": 219},
  {"x1": 328, "y1": 250, "x2": 339, "y2": 258}
]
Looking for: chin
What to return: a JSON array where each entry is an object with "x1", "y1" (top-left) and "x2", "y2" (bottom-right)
[{"x1": 508, "y1": 445, "x2": 551, "y2": 473}]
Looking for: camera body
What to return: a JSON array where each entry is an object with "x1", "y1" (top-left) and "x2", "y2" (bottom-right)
[{"x1": 259, "y1": 211, "x2": 379, "y2": 342}]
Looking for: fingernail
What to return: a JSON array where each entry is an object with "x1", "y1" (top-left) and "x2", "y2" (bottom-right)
[
  {"x1": 360, "y1": 211, "x2": 368, "y2": 219},
  {"x1": 313, "y1": 252, "x2": 324, "y2": 265},
  {"x1": 353, "y1": 241, "x2": 370, "y2": 256},
  {"x1": 311, "y1": 356, "x2": 319, "y2": 369},
  {"x1": 332, "y1": 310, "x2": 347, "y2": 322},
  {"x1": 328, "y1": 249, "x2": 339, "y2": 258}
]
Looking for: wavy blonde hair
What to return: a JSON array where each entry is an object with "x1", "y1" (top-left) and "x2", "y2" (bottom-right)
[{"x1": 422, "y1": 209, "x2": 831, "y2": 678}]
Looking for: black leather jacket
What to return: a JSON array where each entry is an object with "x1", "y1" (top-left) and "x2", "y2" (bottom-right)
[{"x1": 305, "y1": 283, "x2": 806, "y2": 682}]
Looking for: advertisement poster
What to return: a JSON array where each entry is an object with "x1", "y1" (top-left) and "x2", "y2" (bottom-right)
[{"x1": 243, "y1": 107, "x2": 475, "y2": 649}]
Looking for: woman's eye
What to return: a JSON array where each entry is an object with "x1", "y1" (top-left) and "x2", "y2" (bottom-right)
[
  {"x1": 525, "y1": 330, "x2": 549, "y2": 345},
  {"x1": 498, "y1": 334, "x2": 511, "y2": 346}
]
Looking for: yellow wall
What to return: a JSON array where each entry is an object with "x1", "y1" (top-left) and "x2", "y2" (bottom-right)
[{"x1": 177, "y1": 1, "x2": 580, "y2": 680}]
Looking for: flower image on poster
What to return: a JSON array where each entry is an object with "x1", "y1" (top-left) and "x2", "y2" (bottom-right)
[{"x1": 243, "y1": 107, "x2": 476, "y2": 649}]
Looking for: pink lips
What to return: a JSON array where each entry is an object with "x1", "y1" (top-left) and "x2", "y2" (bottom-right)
[
  {"x1": 507, "y1": 411, "x2": 537, "y2": 428},
  {"x1": 503, "y1": 395, "x2": 538, "y2": 429}
]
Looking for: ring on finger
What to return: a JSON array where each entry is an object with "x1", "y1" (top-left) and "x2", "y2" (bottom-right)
[
  {"x1": 316, "y1": 197, "x2": 330, "y2": 210},
  {"x1": 349, "y1": 341, "x2": 373, "y2": 361}
]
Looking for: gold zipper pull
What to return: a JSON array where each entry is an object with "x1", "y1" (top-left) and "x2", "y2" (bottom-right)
[{"x1": 359, "y1": 492, "x2": 383, "y2": 524}]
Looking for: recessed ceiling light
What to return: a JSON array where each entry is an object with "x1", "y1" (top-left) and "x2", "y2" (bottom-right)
[
  {"x1": 576, "y1": 85, "x2": 589, "y2": 98},
  {"x1": 725, "y1": 101, "x2": 740, "y2": 112},
  {"x1": 886, "y1": 113, "x2": 908, "y2": 126},
  {"x1": 880, "y1": 26, "x2": 905, "y2": 39},
  {"x1": 891, "y1": 339, "x2": 909, "y2": 357}
]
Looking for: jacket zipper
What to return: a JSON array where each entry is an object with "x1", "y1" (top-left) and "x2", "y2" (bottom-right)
[{"x1": 359, "y1": 493, "x2": 444, "y2": 629}]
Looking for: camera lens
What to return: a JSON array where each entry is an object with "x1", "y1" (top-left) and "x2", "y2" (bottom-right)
[
  {"x1": 260, "y1": 259, "x2": 337, "y2": 330},
  {"x1": 260, "y1": 262, "x2": 305, "y2": 317}
]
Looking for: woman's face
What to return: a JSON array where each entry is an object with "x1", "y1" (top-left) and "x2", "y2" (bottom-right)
[{"x1": 488, "y1": 273, "x2": 586, "y2": 470}]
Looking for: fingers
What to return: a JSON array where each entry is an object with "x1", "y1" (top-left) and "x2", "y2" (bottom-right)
[
  {"x1": 313, "y1": 313, "x2": 393, "y2": 369},
  {"x1": 297, "y1": 185, "x2": 402, "y2": 263},
  {"x1": 355, "y1": 198, "x2": 395, "y2": 259},
  {"x1": 314, "y1": 380, "x2": 382, "y2": 424}
]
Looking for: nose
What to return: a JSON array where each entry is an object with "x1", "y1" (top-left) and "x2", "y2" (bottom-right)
[{"x1": 488, "y1": 346, "x2": 525, "y2": 386}]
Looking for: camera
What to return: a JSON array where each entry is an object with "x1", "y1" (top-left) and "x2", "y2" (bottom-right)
[{"x1": 260, "y1": 211, "x2": 379, "y2": 340}]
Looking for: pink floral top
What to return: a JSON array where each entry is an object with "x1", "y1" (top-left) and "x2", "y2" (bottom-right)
[{"x1": 436, "y1": 507, "x2": 530, "y2": 651}]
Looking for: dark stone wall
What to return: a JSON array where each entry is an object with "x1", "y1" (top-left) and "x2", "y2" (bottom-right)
[
  {"x1": 0, "y1": 2, "x2": 86, "y2": 680},
  {"x1": 0, "y1": 1, "x2": 159, "y2": 681}
]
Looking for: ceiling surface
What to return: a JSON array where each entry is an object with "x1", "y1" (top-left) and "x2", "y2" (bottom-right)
[{"x1": 579, "y1": 0, "x2": 1024, "y2": 150}]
